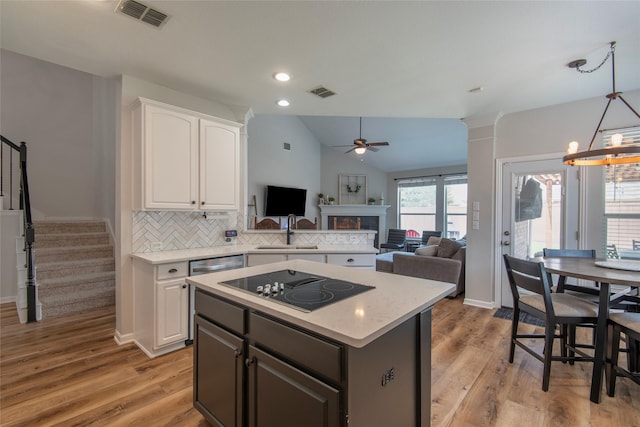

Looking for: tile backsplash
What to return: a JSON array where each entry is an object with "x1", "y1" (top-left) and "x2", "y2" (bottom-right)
[
  {"x1": 132, "y1": 211, "x2": 375, "y2": 253},
  {"x1": 132, "y1": 211, "x2": 238, "y2": 253}
]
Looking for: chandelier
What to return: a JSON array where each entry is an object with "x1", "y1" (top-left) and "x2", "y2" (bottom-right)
[{"x1": 563, "y1": 41, "x2": 640, "y2": 166}]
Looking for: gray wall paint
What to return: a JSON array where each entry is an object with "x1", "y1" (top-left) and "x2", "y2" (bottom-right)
[
  {"x1": 247, "y1": 115, "x2": 322, "y2": 224},
  {"x1": 320, "y1": 146, "x2": 388, "y2": 206},
  {"x1": 0, "y1": 49, "x2": 116, "y2": 226},
  {"x1": 247, "y1": 115, "x2": 389, "y2": 226}
]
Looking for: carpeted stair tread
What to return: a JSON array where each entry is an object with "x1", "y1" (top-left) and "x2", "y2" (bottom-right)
[
  {"x1": 38, "y1": 271, "x2": 115, "y2": 288},
  {"x1": 33, "y1": 220, "x2": 106, "y2": 234},
  {"x1": 36, "y1": 257, "x2": 115, "y2": 280},
  {"x1": 35, "y1": 244, "x2": 114, "y2": 263},
  {"x1": 31, "y1": 220, "x2": 115, "y2": 319},
  {"x1": 35, "y1": 232, "x2": 110, "y2": 248},
  {"x1": 38, "y1": 278, "x2": 115, "y2": 300},
  {"x1": 42, "y1": 293, "x2": 115, "y2": 318}
]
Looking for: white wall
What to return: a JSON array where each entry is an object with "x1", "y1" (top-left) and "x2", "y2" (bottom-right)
[
  {"x1": 465, "y1": 89, "x2": 640, "y2": 307},
  {"x1": 247, "y1": 115, "x2": 322, "y2": 224},
  {"x1": 0, "y1": 49, "x2": 116, "y2": 225}
]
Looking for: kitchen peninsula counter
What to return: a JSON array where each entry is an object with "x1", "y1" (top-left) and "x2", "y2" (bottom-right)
[
  {"x1": 131, "y1": 244, "x2": 377, "y2": 265},
  {"x1": 188, "y1": 259, "x2": 453, "y2": 427}
]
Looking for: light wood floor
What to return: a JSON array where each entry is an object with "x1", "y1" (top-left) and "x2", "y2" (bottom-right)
[{"x1": 1, "y1": 299, "x2": 639, "y2": 427}]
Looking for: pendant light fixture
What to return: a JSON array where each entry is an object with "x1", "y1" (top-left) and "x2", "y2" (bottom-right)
[{"x1": 563, "y1": 42, "x2": 640, "y2": 166}]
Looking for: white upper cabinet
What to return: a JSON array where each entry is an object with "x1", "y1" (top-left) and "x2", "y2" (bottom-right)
[
  {"x1": 134, "y1": 98, "x2": 241, "y2": 211},
  {"x1": 200, "y1": 119, "x2": 240, "y2": 210}
]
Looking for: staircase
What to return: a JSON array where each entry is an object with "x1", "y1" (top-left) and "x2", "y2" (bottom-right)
[{"x1": 34, "y1": 220, "x2": 115, "y2": 318}]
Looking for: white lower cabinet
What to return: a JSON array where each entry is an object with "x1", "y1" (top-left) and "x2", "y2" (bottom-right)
[
  {"x1": 156, "y1": 278, "x2": 189, "y2": 347},
  {"x1": 133, "y1": 260, "x2": 189, "y2": 358},
  {"x1": 247, "y1": 252, "x2": 374, "y2": 269}
]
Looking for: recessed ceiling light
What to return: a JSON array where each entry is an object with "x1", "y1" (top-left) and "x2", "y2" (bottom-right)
[
  {"x1": 273, "y1": 72, "x2": 291, "y2": 82},
  {"x1": 276, "y1": 99, "x2": 290, "y2": 107}
]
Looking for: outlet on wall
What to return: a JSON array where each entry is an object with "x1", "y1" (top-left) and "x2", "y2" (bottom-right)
[{"x1": 150, "y1": 241, "x2": 163, "y2": 251}]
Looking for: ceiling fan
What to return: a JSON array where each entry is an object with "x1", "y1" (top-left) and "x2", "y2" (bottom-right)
[{"x1": 334, "y1": 117, "x2": 390, "y2": 155}]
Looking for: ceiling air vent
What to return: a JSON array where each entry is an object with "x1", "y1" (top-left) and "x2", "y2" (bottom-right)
[
  {"x1": 308, "y1": 86, "x2": 336, "y2": 98},
  {"x1": 116, "y1": 0, "x2": 170, "y2": 28}
]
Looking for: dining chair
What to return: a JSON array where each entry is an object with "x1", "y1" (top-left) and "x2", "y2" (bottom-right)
[
  {"x1": 380, "y1": 229, "x2": 407, "y2": 253},
  {"x1": 542, "y1": 248, "x2": 601, "y2": 358},
  {"x1": 502, "y1": 255, "x2": 598, "y2": 391},
  {"x1": 295, "y1": 217, "x2": 317, "y2": 230},
  {"x1": 606, "y1": 311, "x2": 640, "y2": 396},
  {"x1": 255, "y1": 217, "x2": 281, "y2": 230}
]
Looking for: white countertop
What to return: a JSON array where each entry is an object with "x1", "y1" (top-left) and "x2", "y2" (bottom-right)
[
  {"x1": 131, "y1": 244, "x2": 378, "y2": 264},
  {"x1": 186, "y1": 259, "x2": 455, "y2": 348}
]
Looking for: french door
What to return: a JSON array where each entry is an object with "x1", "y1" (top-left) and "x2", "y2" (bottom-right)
[{"x1": 498, "y1": 158, "x2": 579, "y2": 308}]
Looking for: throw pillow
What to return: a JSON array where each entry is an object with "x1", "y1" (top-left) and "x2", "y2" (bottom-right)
[
  {"x1": 426, "y1": 236, "x2": 442, "y2": 246},
  {"x1": 414, "y1": 245, "x2": 438, "y2": 257},
  {"x1": 437, "y1": 238, "x2": 462, "y2": 258}
]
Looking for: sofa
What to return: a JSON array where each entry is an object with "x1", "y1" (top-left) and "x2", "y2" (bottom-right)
[{"x1": 375, "y1": 237, "x2": 466, "y2": 297}]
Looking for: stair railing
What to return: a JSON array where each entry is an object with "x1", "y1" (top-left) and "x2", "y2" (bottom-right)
[{"x1": 1, "y1": 135, "x2": 37, "y2": 322}]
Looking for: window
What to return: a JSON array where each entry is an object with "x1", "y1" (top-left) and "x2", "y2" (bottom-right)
[
  {"x1": 602, "y1": 127, "x2": 640, "y2": 259},
  {"x1": 397, "y1": 174, "x2": 467, "y2": 239},
  {"x1": 444, "y1": 175, "x2": 468, "y2": 239}
]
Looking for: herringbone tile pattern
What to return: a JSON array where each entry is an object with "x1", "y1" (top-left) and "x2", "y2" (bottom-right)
[{"x1": 133, "y1": 211, "x2": 375, "y2": 252}]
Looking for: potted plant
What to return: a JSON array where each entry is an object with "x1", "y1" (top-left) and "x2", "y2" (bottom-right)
[
  {"x1": 368, "y1": 197, "x2": 376, "y2": 205},
  {"x1": 327, "y1": 196, "x2": 335, "y2": 205},
  {"x1": 318, "y1": 193, "x2": 324, "y2": 205}
]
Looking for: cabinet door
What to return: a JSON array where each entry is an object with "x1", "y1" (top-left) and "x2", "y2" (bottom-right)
[
  {"x1": 144, "y1": 104, "x2": 198, "y2": 210},
  {"x1": 200, "y1": 119, "x2": 240, "y2": 210},
  {"x1": 246, "y1": 254, "x2": 287, "y2": 267},
  {"x1": 194, "y1": 315, "x2": 244, "y2": 427},
  {"x1": 247, "y1": 346, "x2": 341, "y2": 427},
  {"x1": 156, "y1": 278, "x2": 188, "y2": 346}
]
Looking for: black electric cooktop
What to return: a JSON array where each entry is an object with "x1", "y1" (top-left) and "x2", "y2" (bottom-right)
[{"x1": 219, "y1": 269, "x2": 375, "y2": 312}]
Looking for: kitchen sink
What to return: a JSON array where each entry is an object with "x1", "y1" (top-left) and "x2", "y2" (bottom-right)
[{"x1": 255, "y1": 245, "x2": 318, "y2": 250}]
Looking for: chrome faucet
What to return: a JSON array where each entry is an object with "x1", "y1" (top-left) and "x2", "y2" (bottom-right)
[{"x1": 287, "y1": 214, "x2": 296, "y2": 245}]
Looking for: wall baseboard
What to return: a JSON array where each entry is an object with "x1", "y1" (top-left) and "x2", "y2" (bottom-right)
[
  {"x1": 113, "y1": 329, "x2": 135, "y2": 345},
  {"x1": 463, "y1": 297, "x2": 495, "y2": 309},
  {"x1": 0, "y1": 296, "x2": 17, "y2": 304}
]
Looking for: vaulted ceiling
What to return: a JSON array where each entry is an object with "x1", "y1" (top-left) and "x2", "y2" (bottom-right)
[{"x1": 2, "y1": 1, "x2": 639, "y2": 171}]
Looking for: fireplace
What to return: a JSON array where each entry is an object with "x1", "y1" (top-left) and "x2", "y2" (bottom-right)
[
  {"x1": 319, "y1": 205, "x2": 390, "y2": 249},
  {"x1": 329, "y1": 215, "x2": 380, "y2": 247}
]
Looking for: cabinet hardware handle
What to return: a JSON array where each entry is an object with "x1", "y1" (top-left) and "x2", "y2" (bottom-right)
[
  {"x1": 191, "y1": 201, "x2": 196, "y2": 205},
  {"x1": 201, "y1": 201, "x2": 205, "y2": 205},
  {"x1": 182, "y1": 284, "x2": 187, "y2": 289},
  {"x1": 347, "y1": 258, "x2": 354, "y2": 263},
  {"x1": 168, "y1": 268, "x2": 178, "y2": 273},
  {"x1": 234, "y1": 349, "x2": 242, "y2": 358},
  {"x1": 245, "y1": 357, "x2": 255, "y2": 367}
]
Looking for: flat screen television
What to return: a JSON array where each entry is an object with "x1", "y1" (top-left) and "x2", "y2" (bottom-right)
[{"x1": 264, "y1": 185, "x2": 307, "y2": 216}]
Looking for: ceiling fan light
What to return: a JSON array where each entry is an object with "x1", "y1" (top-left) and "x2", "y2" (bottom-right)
[{"x1": 354, "y1": 147, "x2": 366, "y2": 155}]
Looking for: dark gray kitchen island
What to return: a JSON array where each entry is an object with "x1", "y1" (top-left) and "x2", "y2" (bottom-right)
[{"x1": 186, "y1": 259, "x2": 455, "y2": 427}]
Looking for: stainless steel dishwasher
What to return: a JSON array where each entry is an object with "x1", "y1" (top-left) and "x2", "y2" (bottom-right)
[{"x1": 188, "y1": 254, "x2": 245, "y2": 342}]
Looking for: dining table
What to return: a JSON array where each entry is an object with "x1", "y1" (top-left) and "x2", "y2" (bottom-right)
[{"x1": 532, "y1": 256, "x2": 640, "y2": 403}]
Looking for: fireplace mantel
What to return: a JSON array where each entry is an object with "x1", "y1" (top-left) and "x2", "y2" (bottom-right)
[{"x1": 319, "y1": 205, "x2": 390, "y2": 247}]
